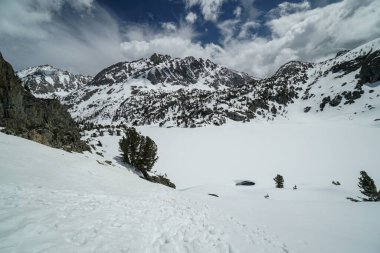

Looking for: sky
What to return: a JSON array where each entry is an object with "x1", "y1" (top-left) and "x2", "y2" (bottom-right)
[{"x1": 0, "y1": 0, "x2": 379, "y2": 77}]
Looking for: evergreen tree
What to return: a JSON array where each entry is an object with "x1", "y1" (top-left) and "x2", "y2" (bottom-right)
[
  {"x1": 274, "y1": 174, "x2": 284, "y2": 188},
  {"x1": 358, "y1": 171, "x2": 379, "y2": 201},
  {"x1": 119, "y1": 128, "x2": 158, "y2": 178}
]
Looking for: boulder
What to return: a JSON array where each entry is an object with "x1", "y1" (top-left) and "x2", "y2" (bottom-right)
[{"x1": 236, "y1": 180, "x2": 255, "y2": 186}]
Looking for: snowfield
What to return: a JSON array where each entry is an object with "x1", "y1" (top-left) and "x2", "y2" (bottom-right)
[
  {"x1": 0, "y1": 133, "x2": 286, "y2": 253},
  {"x1": 1, "y1": 120, "x2": 380, "y2": 253},
  {"x1": 138, "y1": 121, "x2": 380, "y2": 253}
]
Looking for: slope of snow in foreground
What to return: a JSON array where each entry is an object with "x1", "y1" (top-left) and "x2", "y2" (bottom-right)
[{"x1": 0, "y1": 133, "x2": 286, "y2": 253}]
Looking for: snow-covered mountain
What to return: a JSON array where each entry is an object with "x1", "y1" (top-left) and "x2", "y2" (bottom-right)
[
  {"x1": 17, "y1": 65, "x2": 92, "y2": 99},
  {"x1": 90, "y1": 53, "x2": 254, "y2": 89},
  {"x1": 63, "y1": 54, "x2": 257, "y2": 126},
  {"x1": 286, "y1": 38, "x2": 380, "y2": 122},
  {"x1": 20, "y1": 38, "x2": 380, "y2": 126},
  {"x1": 67, "y1": 39, "x2": 380, "y2": 126}
]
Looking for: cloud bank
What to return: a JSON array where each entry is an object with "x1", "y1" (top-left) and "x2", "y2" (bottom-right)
[
  {"x1": 0, "y1": 0, "x2": 123, "y2": 75},
  {"x1": 0, "y1": 0, "x2": 379, "y2": 77},
  {"x1": 120, "y1": 0, "x2": 380, "y2": 77}
]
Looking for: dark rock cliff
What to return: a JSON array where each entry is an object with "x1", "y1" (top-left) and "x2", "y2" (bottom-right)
[{"x1": 0, "y1": 52, "x2": 89, "y2": 152}]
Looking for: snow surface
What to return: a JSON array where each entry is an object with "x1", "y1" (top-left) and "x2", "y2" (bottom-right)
[
  {"x1": 74, "y1": 120, "x2": 380, "y2": 253},
  {"x1": 133, "y1": 122, "x2": 379, "y2": 188},
  {"x1": 136, "y1": 122, "x2": 380, "y2": 253},
  {"x1": 0, "y1": 132, "x2": 287, "y2": 253}
]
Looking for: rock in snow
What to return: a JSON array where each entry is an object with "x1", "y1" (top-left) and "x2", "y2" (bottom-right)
[{"x1": 235, "y1": 180, "x2": 256, "y2": 186}]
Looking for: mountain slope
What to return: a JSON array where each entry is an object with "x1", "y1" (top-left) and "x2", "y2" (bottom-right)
[
  {"x1": 17, "y1": 65, "x2": 92, "y2": 99},
  {"x1": 286, "y1": 38, "x2": 380, "y2": 121}
]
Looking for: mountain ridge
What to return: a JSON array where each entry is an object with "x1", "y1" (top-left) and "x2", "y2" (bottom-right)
[
  {"x1": 89, "y1": 53, "x2": 254, "y2": 89},
  {"x1": 17, "y1": 65, "x2": 92, "y2": 99},
  {"x1": 17, "y1": 38, "x2": 380, "y2": 127}
]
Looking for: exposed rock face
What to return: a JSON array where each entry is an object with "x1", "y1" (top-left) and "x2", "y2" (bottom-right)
[
  {"x1": 90, "y1": 53, "x2": 253, "y2": 89},
  {"x1": 358, "y1": 51, "x2": 380, "y2": 84},
  {"x1": 335, "y1": 49, "x2": 350, "y2": 58},
  {"x1": 17, "y1": 65, "x2": 91, "y2": 99},
  {"x1": 0, "y1": 52, "x2": 89, "y2": 152}
]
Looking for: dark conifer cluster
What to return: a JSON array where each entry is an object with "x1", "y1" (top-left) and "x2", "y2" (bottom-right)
[
  {"x1": 358, "y1": 171, "x2": 380, "y2": 201},
  {"x1": 119, "y1": 128, "x2": 158, "y2": 178}
]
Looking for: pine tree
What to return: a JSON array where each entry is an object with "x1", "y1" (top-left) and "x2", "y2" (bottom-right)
[
  {"x1": 358, "y1": 171, "x2": 379, "y2": 201},
  {"x1": 274, "y1": 174, "x2": 284, "y2": 188},
  {"x1": 119, "y1": 128, "x2": 158, "y2": 178}
]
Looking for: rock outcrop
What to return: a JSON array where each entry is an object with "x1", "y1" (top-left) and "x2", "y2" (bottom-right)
[{"x1": 0, "y1": 52, "x2": 89, "y2": 152}]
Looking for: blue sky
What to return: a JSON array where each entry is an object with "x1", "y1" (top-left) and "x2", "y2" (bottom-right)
[
  {"x1": 96, "y1": 0, "x2": 340, "y2": 45},
  {"x1": 0, "y1": 0, "x2": 379, "y2": 77}
]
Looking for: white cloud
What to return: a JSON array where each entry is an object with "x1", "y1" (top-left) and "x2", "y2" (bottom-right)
[
  {"x1": 120, "y1": 23, "x2": 223, "y2": 61},
  {"x1": 267, "y1": 0, "x2": 311, "y2": 19},
  {"x1": 121, "y1": 37, "x2": 222, "y2": 62},
  {"x1": 237, "y1": 21, "x2": 260, "y2": 39},
  {"x1": 161, "y1": 22, "x2": 177, "y2": 32},
  {"x1": 185, "y1": 0, "x2": 226, "y2": 21},
  {"x1": 1, "y1": 0, "x2": 380, "y2": 79},
  {"x1": 239, "y1": 0, "x2": 260, "y2": 19},
  {"x1": 185, "y1": 12, "x2": 198, "y2": 24},
  {"x1": 233, "y1": 6, "x2": 242, "y2": 18},
  {"x1": 0, "y1": 0, "x2": 123, "y2": 75},
  {"x1": 217, "y1": 19, "x2": 240, "y2": 43},
  {"x1": 218, "y1": 0, "x2": 380, "y2": 77}
]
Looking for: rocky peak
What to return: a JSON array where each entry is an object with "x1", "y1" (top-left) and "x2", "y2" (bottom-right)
[
  {"x1": 273, "y1": 61, "x2": 313, "y2": 79},
  {"x1": 335, "y1": 49, "x2": 350, "y2": 58},
  {"x1": 17, "y1": 65, "x2": 92, "y2": 99},
  {"x1": 149, "y1": 53, "x2": 171, "y2": 65},
  {"x1": 89, "y1": 54, "x2": 254, "y2": 89}
]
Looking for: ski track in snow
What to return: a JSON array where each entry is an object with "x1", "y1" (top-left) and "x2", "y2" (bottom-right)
[{"x1": 0, "y1": 183, "x2": 287, "y2": 253}]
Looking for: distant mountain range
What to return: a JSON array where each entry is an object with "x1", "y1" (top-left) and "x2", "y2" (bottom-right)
[
  {"x1": 17, "y1": 38, "x2": 380, "y2": 127},
  {"x1": 17, "y1": 65, "x2": 91, "y2": 99}
]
